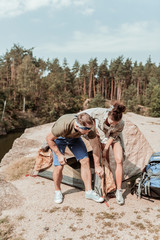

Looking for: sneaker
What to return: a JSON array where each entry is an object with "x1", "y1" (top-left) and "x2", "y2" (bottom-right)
[
  {"x1": 85, "y1": 190, "x2": 104, "y2": 203},
  {"x1": 54, "y1": 191, "x2": 63, "y2": 204},
  {"x1": 115, "y1": 189, "x2": 124, "y2": 205}
]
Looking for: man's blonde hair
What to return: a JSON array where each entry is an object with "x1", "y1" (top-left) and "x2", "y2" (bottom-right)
[{"x1": 77, "y1": 113, "x2": 93, "y2": 127}]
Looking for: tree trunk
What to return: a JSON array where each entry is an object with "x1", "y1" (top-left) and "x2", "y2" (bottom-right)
[
  {"x1": 102, "y1": 77, "x2": 104, "y2": 98},
  {"x1": 137, "y1": 77, "x2": 140, "y2": 96},
  {"x1": 1, "y1": 100, "x2": 7, "y2": 121},
  {"x1": 83, "y1": 77, "x2": 86, "y2": 95},
  {"x1": 110, "y1": 78, "x2": 113, "y2": 100},
  {"x1": 88, "y1": 72, "x2": 92, "y2": 98},
  {"x1": 23, "y1": 96, "x2": 26, "y2": 113},
  {"x1": 93, "y1": 74, "x2": 96, "y2": 97},
  {"x1": 105, "y1": 77, "x2": 107, "y2": 99},
  {"x1": 117, "y1": 80, "x2": 121, "y2": 101}
]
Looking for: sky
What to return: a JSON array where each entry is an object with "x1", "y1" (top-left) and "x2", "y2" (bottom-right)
[{"x1": 0, "y1": 0, "x2": 160, "y2": 67}]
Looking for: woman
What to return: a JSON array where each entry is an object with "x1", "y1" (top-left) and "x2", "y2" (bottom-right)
[{"x1": 81, "y1": 102, "x2": 126, "y2": 205}]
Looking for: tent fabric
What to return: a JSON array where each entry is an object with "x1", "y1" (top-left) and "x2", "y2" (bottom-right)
[{"x1": 33, "y1": 136, "x2": 116, "y2": 194}]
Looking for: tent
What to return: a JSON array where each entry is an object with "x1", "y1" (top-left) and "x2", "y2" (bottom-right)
[{"x1": 34, "y1": 117, "x2": 154, "y2": 196}]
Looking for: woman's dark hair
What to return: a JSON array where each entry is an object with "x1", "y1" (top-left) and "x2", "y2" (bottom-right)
[{"x1": 108, "y1": 102, "x2": 126, "y2": 122}]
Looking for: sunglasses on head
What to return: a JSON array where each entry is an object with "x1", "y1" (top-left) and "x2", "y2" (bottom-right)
[{"x1": 76, "y1": 121, "x2": 92, "y2": 130}]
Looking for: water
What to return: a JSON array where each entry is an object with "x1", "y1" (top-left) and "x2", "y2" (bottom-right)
[{"x1": 0, "y1": 131, "x2": 24, "y2": 162}]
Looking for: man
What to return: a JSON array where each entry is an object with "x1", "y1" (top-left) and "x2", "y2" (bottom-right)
[{"x1": 46, "y1": 112, "x2": 104, "y2": 204}]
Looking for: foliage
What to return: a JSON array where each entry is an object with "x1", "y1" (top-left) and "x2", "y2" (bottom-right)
[
  {"x1": 150, "y1": 85, "x2": 160, "y2": 117},
  {"x1": 88, "y1": 94, "x2": 106, "y2": 108},
  {"x1": 123, "y1": 84, "x2": 138, "y2": 112},
  {"x1": 0, "y1": 44, "x2": 160, "y2": 132}
]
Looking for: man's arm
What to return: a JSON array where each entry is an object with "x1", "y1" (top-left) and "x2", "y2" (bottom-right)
[
  {"x1": 46, "y1": 133, "x2": 66, "y2": 165},
  {"x1": 89, "y1": 137, "x2": 104, "y2": 177}
]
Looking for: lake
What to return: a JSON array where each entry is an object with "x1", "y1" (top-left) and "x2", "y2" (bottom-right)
[{"x1": 0, "y1": 131, "x2": 24, "y2": 162}]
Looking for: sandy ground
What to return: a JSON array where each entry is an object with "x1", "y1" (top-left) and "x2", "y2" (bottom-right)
[{"x1": 1, "y1": 112, "x2": 160, "y2": 240}]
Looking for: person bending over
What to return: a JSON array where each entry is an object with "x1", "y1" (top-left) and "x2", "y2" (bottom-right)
[
  {"x1": 46, "y1": 112, "x2": 104, "y2": 204},
  {"x1": 80, "y1": 102, "x2": 126, "y2": 205}
]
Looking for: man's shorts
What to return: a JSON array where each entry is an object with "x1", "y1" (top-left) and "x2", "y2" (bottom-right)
[{"x1": 52, "y1": 137, "x2": 88, "y2": 166}]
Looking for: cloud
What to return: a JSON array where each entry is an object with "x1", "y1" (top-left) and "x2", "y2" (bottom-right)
[
  {"x1": 0, "y1": 0, "x2": 49, "y2": 17},
  {"x1": 38, "y1": 21, "x2": 160, "y2": 54},
  {"x1": 82, "y1": 7, "x2": 95, "y2": 16},
  {"x1": 0, "y1": 0, "x2": 92, "y2": 18}
]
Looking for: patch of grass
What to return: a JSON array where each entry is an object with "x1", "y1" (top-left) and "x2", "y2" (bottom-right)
[
  {"x1": 0, "y1": 216, "x2": 25, "y2": 240},
  {"x1": 130, "y1": 221, "x2": 146, "y2": 230},
  {"x1": 3, "y1": 157, "x2": 35, "y2": 181},
  {"x1": 118, "y1": 222, "x2": 130, "y2": 231},
  {"x1": 119, "y1": 211, "x2": 125, "y2": 217},
  {"x1": 133, "y1": 210, "x2": 139, "y2": 214},
  {"x1": 143, "y1": 207, "x2": 151, "y2": 213},
  {"x1": 62, "y1": 206, "x2": 70, "y2": 212},
  {"x1": 63, "y1": 207, "x2": 84, "y2": 217},
  {"x1": 80, "y1": 233, "x2": 94, "y2": 239},
  {"x1": 69, "y1": 225, "x2": 77, "y2": 232},
  {"x1": 153, "y1": 235, "x2": 160, "y2": 240},
  {"x1": 152, "y1": 225, "x2": 160, "y2": 234},
  {"x1": 86, "y1": 225, "x2": 91, "y2": 228},
  {"x1": 17, "y1": 215, "x2": 25, "y2": 221},
  {"x1": 38, "y1": 234, "x2": 45, "y2": 240},
  {"x1": 135, "y1": 235, "x2": 140, "y2": 239},
  {"x1": 103, "y1": 221, "x2": 112, "y2": 227},
  {"x1": 96, "y1": 211, "x2": 119, "y2": 221},
  {"x1": 71, "y1": 207, "x2": 84, "y2": 217},
  {"x1": 62, "y1": 238, "x2": 73, "y2": 240},
  {"x1": 0, "y1": 216, "x2": 9, "y2": 224},
  {"x1": 136, "y1": 214, "x2": 142, "y2": 220},
  {"x1": 49, "y1": 207, "x2": 60, "y2": 213}
]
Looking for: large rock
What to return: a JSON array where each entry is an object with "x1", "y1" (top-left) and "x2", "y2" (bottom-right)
[
  {"x1": 0, "y1": 176, "x2": 22, "y2": 215},
  {"x1": 1, "y1": 122, "x2": 53, "y2": 166}
]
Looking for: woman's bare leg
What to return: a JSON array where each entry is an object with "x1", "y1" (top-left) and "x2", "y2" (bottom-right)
[{"x1": 112, "y1": 142, "x2": 123, "y2": 189}]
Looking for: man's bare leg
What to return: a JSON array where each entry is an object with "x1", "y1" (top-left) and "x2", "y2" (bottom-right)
[
  {"x1": 79, "y1": 157, "x2": 92, "y2": 191},
  {"x1": 53, "y1": 165, "x2": 64, "y2": 191}
]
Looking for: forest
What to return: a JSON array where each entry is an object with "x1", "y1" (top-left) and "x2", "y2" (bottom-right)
[{"x1": 0, "y1": 44, "x2": 160, "y2": 132}]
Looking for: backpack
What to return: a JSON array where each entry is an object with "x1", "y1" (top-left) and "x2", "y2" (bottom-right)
[{"x1": 134, "y1": 152, "x2": 160, "y2": 199}]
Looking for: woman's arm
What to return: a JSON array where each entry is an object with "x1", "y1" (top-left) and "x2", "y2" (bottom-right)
[{"x1": 102, "y1": 137, "x2": 114, "y2": 158}]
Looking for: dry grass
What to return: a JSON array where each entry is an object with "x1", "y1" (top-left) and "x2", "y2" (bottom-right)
[
  {"x1": 96, "y1": 211, "x2": 119, "y2": 221},
  {"x1": 17, "y1": 215, "x2": 25, "y2": 221},
  {"x1": 80, "y1": 233, "x2": 94, "y2": 239},
  {"x1": 130, "y1": 221, "x2": 146, "y2": 230},
  {"x1": 62, "y1": 206, "x2": 85, "y2": 217},
  {"x1": 0, "y1": 216, "x2": 24, "y2": 240},
  {"x1": 2, "y1": 157, "x2": 35, "y2": 181},
  {"x1": 49, "y1": 207, "x2": 60, "y2": 213}
]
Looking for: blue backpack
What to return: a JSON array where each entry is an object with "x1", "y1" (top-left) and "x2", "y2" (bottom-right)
[{"x1": 136, "y1": 152, "x2": 160, "y2": 199}]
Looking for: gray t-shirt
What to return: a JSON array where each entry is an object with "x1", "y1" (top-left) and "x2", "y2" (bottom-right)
[{"x1": 51, "y1": 114, "x2": 96, "y2": 139}]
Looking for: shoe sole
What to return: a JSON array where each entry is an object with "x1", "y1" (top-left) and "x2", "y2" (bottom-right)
[
  {"x1": 85, "y1": 197, "x2": 104, "y2": 203},
  {"x1": 54, "y1": 199, "x2": 63, "y2": 204},
  {"x1": 116, "y1": 199, "x2": 124, "y2": 205}
]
